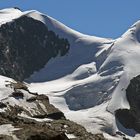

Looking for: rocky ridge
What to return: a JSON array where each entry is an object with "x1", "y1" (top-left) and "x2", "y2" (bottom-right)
[{"x1": 0, "y1": 80, "x2": 105, "y2": 140}]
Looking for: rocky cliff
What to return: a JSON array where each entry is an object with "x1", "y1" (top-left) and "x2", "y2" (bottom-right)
[
  {"x1": 116, "y1": 75, "x2": 140, "y2": 133},
  {"x1": 0, "y1": 16, "x2": 70, "y2": 81}
]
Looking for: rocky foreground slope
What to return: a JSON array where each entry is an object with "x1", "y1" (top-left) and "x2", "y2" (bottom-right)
[{"x1": 0, "y1": 76, "x2": 105, "y2": 140}]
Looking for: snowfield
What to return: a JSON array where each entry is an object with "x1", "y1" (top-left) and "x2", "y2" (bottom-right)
[{"x1": 0, "y1": 8, "x2": 140, "y2": 139}]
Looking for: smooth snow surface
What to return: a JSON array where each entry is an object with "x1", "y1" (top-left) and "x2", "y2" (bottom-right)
[
  {"x1": 0, "y1": 8, "x2": 22, "y2": 26},
  {"x1": 1, "y1": 8, "x2": 140, "y2": 140}
]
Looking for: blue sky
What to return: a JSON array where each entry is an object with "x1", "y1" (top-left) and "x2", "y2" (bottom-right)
[{"x1": 0, "y1": 0, "x2": 140, "y2": 39}]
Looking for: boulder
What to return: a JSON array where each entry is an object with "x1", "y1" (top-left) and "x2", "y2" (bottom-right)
[{"x1": 9, "y1": 91, "x2": 24, "y2": 99}]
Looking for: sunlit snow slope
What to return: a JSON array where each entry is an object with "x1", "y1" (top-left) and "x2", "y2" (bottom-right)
[{"x1": 0, "y1": 8, "x2": 140, "y2": 140}]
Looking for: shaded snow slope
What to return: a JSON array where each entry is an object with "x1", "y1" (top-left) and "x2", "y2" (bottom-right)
[{"x1": 26, "y1": 10, "x2": 113, "y2": 82}]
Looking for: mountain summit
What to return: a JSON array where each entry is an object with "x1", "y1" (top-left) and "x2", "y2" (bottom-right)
[{"x1": 0, "y1": 8, "x2": 140, "y2": 139}]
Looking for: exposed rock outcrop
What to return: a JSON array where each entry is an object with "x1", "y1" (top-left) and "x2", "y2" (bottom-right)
[
  {"x1": 115, "y1": 75, "x2": 140, "y2": 133},
  {"x1": 0, "y1": 81, "x2": 106, "y2": 140},
  {"x1": 0, "y1": 16, "x2": 70, "y2": 81}
]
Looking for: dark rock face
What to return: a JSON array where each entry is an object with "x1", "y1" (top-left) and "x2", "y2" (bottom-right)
[
  {"x1": 126, "y1": 76, "x2": 140, "y2": 112},
  {"x1": 26, "y1": 96, "x2": 37, "y2": 102},
  {"x1": 27, "y1": 133, "x2": 68, "y2": 140},
  {"x1": 0, "y1": 16, "x2": 70, "y2": 81},
  {"x1": 47, "y1": 112, "x2": 65, "y2": 120},
  {"x1": 115, "y1": 75, "x2": 140, "y2": 133},
  {"x1": 0, "y1": 102, "x2": 7, "y2": 108},
  {"x1": 115, "y1": 109, "x2": 137, "y2": 129},
  {"x1": 9, "y1": 91, "x2": 24, "y2": 99}
]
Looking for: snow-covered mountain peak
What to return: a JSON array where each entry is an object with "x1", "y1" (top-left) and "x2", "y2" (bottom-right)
[
  {"x1": 0, "y1": 7, "x2": 21, "y2": 13},
  {"x1": 0, "y1": 7, "x2": 22, "y2": 25},
  {"x1": 131, "y1": 20, "x2": 140, "y2": 31},
  {"x1": 121, "y1": 20, "x2": 140, "y2": 44},
  {"x1": 0, "y1": 8, "x2": 140, "y2": 139},
  {"x1": 133, "y1": 20, "x2": 140, "y2": 43},
  {"x1": 0, "y1": 8, "x2": 112, "y2": 44},
  {"x1": 25, "y1": 9, "x2": 112, "y2": 45}
]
